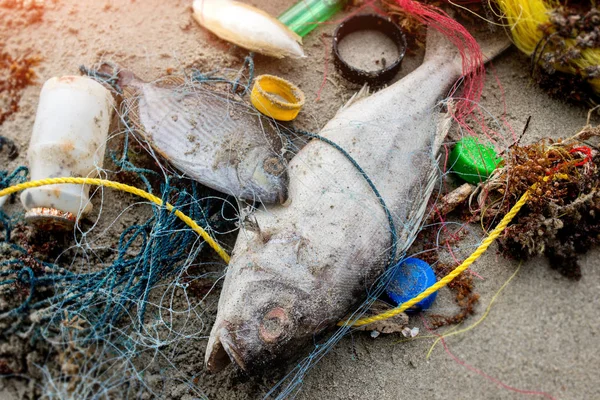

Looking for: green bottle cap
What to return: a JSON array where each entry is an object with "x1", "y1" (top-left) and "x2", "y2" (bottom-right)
[{"x1": 449, "y1": 137, "x2": 502, "y2": 184}]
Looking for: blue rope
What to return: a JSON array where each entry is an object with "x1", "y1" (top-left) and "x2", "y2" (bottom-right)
[
  {"x1": 292, "y1": 129, "x2": 398, "y2": 266},
  {"x1": 0, "y1": 173, "x2": 228, "y2": 341}
]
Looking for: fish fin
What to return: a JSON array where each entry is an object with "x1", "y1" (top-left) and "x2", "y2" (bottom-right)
[
  {"x1": 398, "y1": 110, "x2": 451, "y2": 256},
  {"x1": 336, "y1": 85, "x2": 370, "y2": 115},
  {"x1": 401, "y1": 159, "x2": 440, "y2": 256},
  {"x1": 434, "y1": 106, "x2": 454, "y2": 153},
  {"x1": 153, "y1": 75, "x2": 188, "y2": 88}
]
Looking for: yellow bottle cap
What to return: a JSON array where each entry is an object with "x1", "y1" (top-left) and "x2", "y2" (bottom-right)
[{"x1": 250, "y1": 74, "x2": 305, "y2": 121}]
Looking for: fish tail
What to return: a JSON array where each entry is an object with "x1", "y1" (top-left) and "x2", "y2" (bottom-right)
[
  {"x1": 423, "y1": 26, "x2": 464, "y2": 71},
  {"x1": 394, "y1": 0, "x2": 485, "y2": 123}
]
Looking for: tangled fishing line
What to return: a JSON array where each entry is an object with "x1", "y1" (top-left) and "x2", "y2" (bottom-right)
[{"x1": 0, "y1": 62, "x2": 264, "y2": 398}]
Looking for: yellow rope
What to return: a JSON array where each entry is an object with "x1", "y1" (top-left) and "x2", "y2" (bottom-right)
[
  {"x1": 0, "y1": 177, "x2": 231, "y2": 264},
  {"x1": 341, "y1": 189, "x2": 531, "y2": 328},
  {"x1": 496, "y1": 0, "x2": 600, "y2": 93},
  {"x1": 0, "y1": 175, "x2": 553, "y2": 328}
]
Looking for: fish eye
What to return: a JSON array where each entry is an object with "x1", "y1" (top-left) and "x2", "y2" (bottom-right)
[
  {"x1": 262, "y1": 157, "x2": 286, "y2": 176},
  {"x1": 259, "y1": 307, "x2": 290, "y2": 343}
]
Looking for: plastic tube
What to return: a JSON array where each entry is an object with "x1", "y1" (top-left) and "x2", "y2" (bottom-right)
[
  {"x1": 20, "y1": 76, "x2": 114, "y2": 229},
  {"x1": 278, "y1": 0, "x2": 347, "y2": 37}
]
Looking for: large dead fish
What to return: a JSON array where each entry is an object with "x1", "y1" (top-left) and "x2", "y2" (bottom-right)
[
  {"x1": 205, "y1": 30, "x2": 509, "y2": 371},
  {"x1": 119, "y1": 72, "x2": 289, "y2": 203}
]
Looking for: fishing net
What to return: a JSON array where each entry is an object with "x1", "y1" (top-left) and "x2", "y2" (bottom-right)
[{"x1": 0, "y1": 63, "x2": 255, "y2": 397}]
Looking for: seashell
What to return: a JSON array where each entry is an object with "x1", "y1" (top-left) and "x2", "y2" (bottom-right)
[
  {"x1": 121, "y1": 74, "x2": 289, "y2": 204},
  {"x1": 192, "y1": 0, "x2": 305, "y2": 59},
  {"x1": 20, "y1": 76, "x2": 115, "y2": 229}
]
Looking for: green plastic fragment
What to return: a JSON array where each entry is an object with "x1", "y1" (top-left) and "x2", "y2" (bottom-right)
[
  {"x1": 278, "y1": 0, "x2": 347, "y2": 38},
  {"x1": 449, "y1": 137, "x2": 503, "y2": 184}
]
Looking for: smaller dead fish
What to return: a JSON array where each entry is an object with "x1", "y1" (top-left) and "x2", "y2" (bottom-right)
[
  {"x1": 119, "y1": 71, "x2": 288, "y2": 203},
  {"x1": 192, "y1": 0, "x2": 305, "y2": 59}
]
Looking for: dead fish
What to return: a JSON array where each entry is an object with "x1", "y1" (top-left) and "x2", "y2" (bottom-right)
[
  {"x1": 205, "y1": 30, "x2": 509, "y2": 372},
  {"x1": 192, "y1": 0, "x2": 305, "y2": 59},
  {"x1": 120, "y1": 72, "x2": 288, "y2": 203}
]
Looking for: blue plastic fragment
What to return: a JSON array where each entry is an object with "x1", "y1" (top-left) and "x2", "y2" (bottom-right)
[{"x1": 386, "y1": 257, "x2": 438, "y2": 312}]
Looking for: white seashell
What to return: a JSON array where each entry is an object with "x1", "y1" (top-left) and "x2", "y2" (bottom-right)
[
  {"x1": 20, "y1": 76, "x2": 114, "y2": 226},
  {"x1": 192, "y1": 0, "x2": 305, "y2": 59}
]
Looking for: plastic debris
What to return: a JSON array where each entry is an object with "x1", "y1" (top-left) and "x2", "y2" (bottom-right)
[
  {"x1": 333, "y1": 14, "x2": 407, "y2": 86},
  {"x1": 20, "y1": 76, "x2": 114, "y2": 229},
  {"x1": 498, "y1": 0, "x2": 600, "y2": 102},
  {"x1": 386, "y1": 258, "x2": 438, "y2": 312},
  {"x1": 450, "y1": 137, "x2": 503, "y2": 184},
  {"x1": 250, "y1": 74, "x2": 305, "y2": 121},
  {"x1": 401, "y1": 327, "x2": 420, "y2": 338},
  {"x1": 278, "y1": 0, "x2": 347, "y2": 38}
]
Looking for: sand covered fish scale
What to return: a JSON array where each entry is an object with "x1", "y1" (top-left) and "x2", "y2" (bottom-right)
[
  {"x1": 138, "y1": 82, "x2": 242, "y2": 157},
  {"x1": 122, "y1": 75, "x2": 289, "y2": 203}
]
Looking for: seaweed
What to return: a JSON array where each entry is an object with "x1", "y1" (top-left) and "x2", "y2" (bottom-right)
[
  {"x1": 532, "y1": 4, "x2": 600, "y2": 103},
  {"x1": 416, "y1": 212, "x2": 480, "y2": 329},
  {"x1": 475, "y1": 122, "x2": 600, "y2": 279},
  {"x1": 0, "y1": 50, "x2": 41, "y2": 126},
  {"x1": 429, "y1": 260, "x2": 480, "y2": 329},
  {"x1": 499, "y1": 181, "x2": 599, "y2": 280}
]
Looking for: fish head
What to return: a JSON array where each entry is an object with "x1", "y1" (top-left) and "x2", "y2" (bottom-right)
[
  {"x1": 237, "y1": 146, "x2": 288, "y2": 204},
  {"x1": 206, "y1": 231, "x2": 327, "y2": 373},
  {"x1": 206, "y1": 279, "x2": 316, "y2": 373}
]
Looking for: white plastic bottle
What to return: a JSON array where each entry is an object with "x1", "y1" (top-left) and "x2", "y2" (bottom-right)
[{"x1": 20, "y1": 76, "x2": 114, "y2": 229}]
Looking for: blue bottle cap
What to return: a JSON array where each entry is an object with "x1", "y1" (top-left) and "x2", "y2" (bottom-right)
[{"x1": 386, "y1": 257, "x2": 438, "y2": 312}]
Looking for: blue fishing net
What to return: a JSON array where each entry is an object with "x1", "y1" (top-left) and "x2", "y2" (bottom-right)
[
  {"x1": 0, "y1": 76, "x2": 236, "y2": 396},
  {"x1": 0, "y1": 165, "x2": 28, "y2": 242}
]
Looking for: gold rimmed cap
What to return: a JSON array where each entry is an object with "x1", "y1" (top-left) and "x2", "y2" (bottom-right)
[{"x1": 25, "y1": 207, "x2": 76, "y2": 230}]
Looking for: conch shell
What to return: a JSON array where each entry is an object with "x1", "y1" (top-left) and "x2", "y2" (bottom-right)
[{"x1": 192, "y1": 0, "x2": 305, "y2": 58}]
